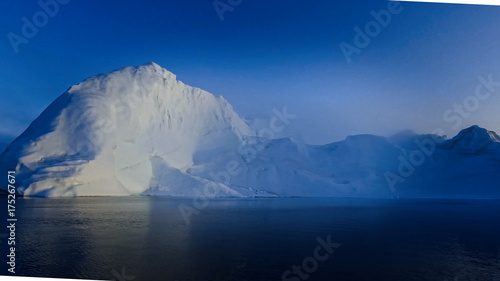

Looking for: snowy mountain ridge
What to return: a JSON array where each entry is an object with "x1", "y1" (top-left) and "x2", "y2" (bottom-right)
[
  {"x1": 440, "y1": 125, "x2": 500, "y2": 153},
  {"x1": 1, "y1": 63, "x2": 499, "y2": 198}
]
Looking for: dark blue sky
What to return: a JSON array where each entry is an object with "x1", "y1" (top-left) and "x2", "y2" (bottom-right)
[{"x1": 1, "y1": 0, "x2": 500, "y2": 144}]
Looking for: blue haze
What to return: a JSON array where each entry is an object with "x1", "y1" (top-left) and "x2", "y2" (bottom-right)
[{"x1": 1, "y1": 0, "x2": 500, "y2": 144}]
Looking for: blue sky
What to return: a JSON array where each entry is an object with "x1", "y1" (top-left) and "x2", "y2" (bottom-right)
[{"x1": 1, "y1": 0, "x2": 500, "y2": 144}]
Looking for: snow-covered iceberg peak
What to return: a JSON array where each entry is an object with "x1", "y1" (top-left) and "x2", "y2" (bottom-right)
[
  {"x1": 443, "y1": 125, "x2": 500, "y2": 153},
  {"x1": 0, "y1": 63, "x2": 253, "y2": 196}
]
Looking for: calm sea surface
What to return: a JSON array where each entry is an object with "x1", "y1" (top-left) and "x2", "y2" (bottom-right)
[{"x1": 3, "y1": 197, "x2": 500, "y2": 281}]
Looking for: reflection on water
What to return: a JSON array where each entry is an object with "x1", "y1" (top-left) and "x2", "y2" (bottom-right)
[{"x1": 7, "y1": 197, "x2": 500, "y2": 280}]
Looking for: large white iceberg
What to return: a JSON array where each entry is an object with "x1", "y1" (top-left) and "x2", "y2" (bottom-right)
[{"x1": 1, "y1": 63, "x2": 499, "y2": 198}]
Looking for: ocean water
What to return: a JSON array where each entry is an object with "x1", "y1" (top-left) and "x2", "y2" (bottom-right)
[{"x1": 3, "y1": 197, "x2": 500, "y2": 281}]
